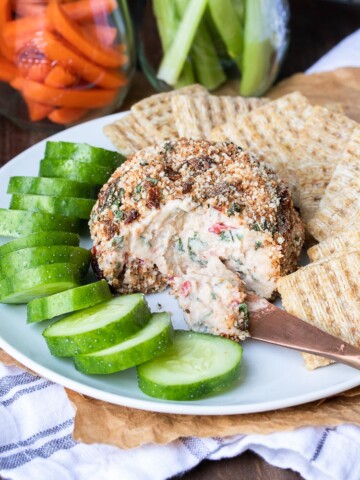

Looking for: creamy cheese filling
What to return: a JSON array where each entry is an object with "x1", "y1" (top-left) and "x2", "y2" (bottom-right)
[{"x1": 96, "y1": 199, "x2": 283, "y2": 339}]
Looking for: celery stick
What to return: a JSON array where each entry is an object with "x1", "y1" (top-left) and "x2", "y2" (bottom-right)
[
  {"x1": 232, "y1": 0, "x2": 245, "y2": 22},
  {"x1": 175, "y1": 0, "x2": 225, "y2": 90},
  {"x1": 153, "y1": 0, "x2": 195, "y2": 87},
  {"x1": 157, "y1": 0, "x2": 208, "y2": 86},
  {"x1": 208, "y1": 0, "x2": 243, "y2": 71},
  {"x1": 240, "y1": 0, "x2": 273, "y2": 96}
]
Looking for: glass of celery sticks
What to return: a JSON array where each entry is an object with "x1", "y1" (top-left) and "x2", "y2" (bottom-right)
[{"x1": 138, "y1": 0, "x2": 289, "y2": 96}]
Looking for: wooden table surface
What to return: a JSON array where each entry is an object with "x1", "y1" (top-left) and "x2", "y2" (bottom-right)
[{"x1": 0, "y1": 0, "x2": 359, "y2": 478}]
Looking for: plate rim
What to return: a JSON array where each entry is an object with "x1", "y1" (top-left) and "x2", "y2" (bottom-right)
[{"x1": 1, "y1": 112, "x2": 360, "y2": 416}]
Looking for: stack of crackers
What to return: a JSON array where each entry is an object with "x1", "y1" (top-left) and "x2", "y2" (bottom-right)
[{"x1": 104, "y1": 85, "x2": 360, "y2": 371}]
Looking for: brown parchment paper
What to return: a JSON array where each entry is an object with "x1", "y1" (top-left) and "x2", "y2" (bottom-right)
[{"x1": 1, "y1": 67, "x2": 360, "y2": 449}]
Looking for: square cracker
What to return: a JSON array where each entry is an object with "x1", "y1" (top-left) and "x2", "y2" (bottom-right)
[
  {"x1": 293, "y1": 107, "x2": 357, "y2": 224},
  {"x1": 103, "y1": 113, "x2": 154, "y2": 157},
  {"x1": 211, "y1": 92, "x2": 313, "y2": 201},
  {"x1": 277, "y1": 251, "x2": 360, "y2": 370},
  {"x1": 308, "y1": 231, "x2": 360, "y2": 262},
  {"x1": 307, "y1": 126, "x2": 360, "y2": 241},
  {"x1": 171, "y1": 94, "x2": 268, "y2": 139},
  {"x1": 131, "y1": 84, "x2": 207, "y2": 142}
]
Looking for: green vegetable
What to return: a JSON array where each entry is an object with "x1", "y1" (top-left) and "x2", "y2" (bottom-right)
[
  {"x1": 157, "y1": 0, "x2": 208, "y2": 86},
  {"x1": 0, "y1": 263, "x2": 83, "y2": 304},
  {"x1": 39, "y1": 159, "x2": 111, "y2": 187},
  {"x1": 153, "y1": 0, "x2": 195, "y2": 87},
  {"x1": 240, "y1": 0, "x2": 274, "y2": 96},
  {"x1": 43, "y1": 294, "x2": 151, "y2": 357},
  {"x1": 208, "y1": 0, "x2": 243, "y2": 71},
  {"x1": 73, "y1": 312, "x2": 173, "y2": 374},
  {"x1": 137, "y1": 330, "x2": 243, "y2": 400},
  {"x1": 0, "y1": 232, "x2": 80, "y2": 258},
  {"x1": 7, "y1": 176, "x2": 97, "y2": 199},
  {"x1": 27, "y1": 280, "x2": 112, "y2": 323}
]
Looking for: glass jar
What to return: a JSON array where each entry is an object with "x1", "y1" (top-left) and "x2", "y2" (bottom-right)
[
  {"x1": 0, "y1": 0, "x2": 135, "y2": 131},
  {"x1": 138, "y1": 0, "x2": 289, "y2": 97}
]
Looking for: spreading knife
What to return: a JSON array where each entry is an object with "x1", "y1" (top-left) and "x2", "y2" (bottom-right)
[{"x1": 247, "y1": 293, "x2": 360, "y2": 371}]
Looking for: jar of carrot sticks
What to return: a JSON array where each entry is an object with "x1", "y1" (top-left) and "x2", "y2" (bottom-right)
[{"x1": 0, "y1": 0, "x2": 135, "y2": 130}]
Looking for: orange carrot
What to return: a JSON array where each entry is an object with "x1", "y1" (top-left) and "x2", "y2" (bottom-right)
[
  {"x1": 48, "y1": 106, "x2": 88, "y2": 124},
  {"x1": 23, "y1": 96, "x2": 53, "y2": 121},
  {"x1": 44, "y1": 64, "x2": 77, "y2": 88},
  {"x1": 0, "y1": 57, "x2": 17, "y2": 82},
  {"x1": 10, "y1": 76, "x2": 26, "y2": 91},
  {"x1": 47, "y1": 0, "x2": 124, "y2": 68},
  {"x1": 20, "y1": 79, "x2": 117, "y2": 108},
  {"x1": 81, "y1": 24, "x2": 117, "y2": 46},
  {"x1": 3, "y1": 17, "x2": 52, "y2": 43},
  {"x1": 13, "y1": 3, "x2": 47, "y2": 17},
  {"x1": 33, "y1": 31, "x2": 127, "y2": 89},
  {"x1": 25, "y1": 62, "x2": 52, "y2": 82},
  {"x1": 63, "y1": 0, "x2": 117, "y2": 23},
  {"x1": 0, "y1": 0, "x2": 14, "y2": 61}
]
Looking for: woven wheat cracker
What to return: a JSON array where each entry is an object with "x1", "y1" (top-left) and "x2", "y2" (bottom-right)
[
  {"x1": 103, "y1": 114, "x2": 154, "y2": 156},
  {"x1": 131, "y1": 84, "x2": 207, "y2": 142},
  {"x1": 211, "y1": 92, "x2": 313, "y2": 199},
  {"x1": 308, "y1": 231, "x2": 360, "y2": 262},
  {"x1": 307, "y1": 126, "x2": 360, "y2": 241},
  {"x1": 171, "y1": 94, "x2": 268, "y2": 139},
  {"x1": 277, "y1": 251, "x2": 360, "y2": 370},
  {"x1": 294, "y1": 107, "x2": 356, "y2": 224}
]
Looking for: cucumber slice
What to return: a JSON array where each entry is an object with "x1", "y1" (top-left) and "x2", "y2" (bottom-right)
[
  {"x1": 74, "y1": 312, "x2": 173, "y2": 374},
  {"x1": 10, "y1": 194, "x2": 95, "y2": 220},
  {"x1": 43, "y1": 294, "x2": 151, "y2": 357},
  {"x1": 0, "y1": 209, "x2": 80, "y2": 237},
  {"x1": 27, "y1": 280, "x2": 112, "y2": 323},
  {"x1": 7, "y1": 176, "x2": 96, "y2": 199},
  {"x1": 44, "y1": 141, "x2": 125, "y2": 170},
  {"x1": 0, "y1": 263, "x2": 83, "y2": 304},
  {"x1": 137, "y1": 331, "x2": 243, "y2": 400},
  {"x1": 0, "y1": 232, "x2": 80, "y2": 258},
  {"x1": 39, "y1": 158, "x2": 112, "y2": 186},
  {"x1": 0, "y1": 246, "x2": 91, "y2": 277}
]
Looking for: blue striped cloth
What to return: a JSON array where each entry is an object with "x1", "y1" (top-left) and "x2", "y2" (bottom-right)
[{"x1": 2, "y1": 362, "x2": 360, "y2": 480}]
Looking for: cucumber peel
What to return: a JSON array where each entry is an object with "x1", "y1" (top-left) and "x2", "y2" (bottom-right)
[
  {"x1": 10, "y1": 194, "x2": 95, "y2": 220},
  {"x1": 39, "y1": 158, "x2": 111, "y2": 187},
  {"x1": 7, "y1": 176, "x2": 97, "y2": 199},
  {"x1": 0, "y1": 232, "x2": 80, "y2": 258},
  {"x1": 74, "y1": 312, "x2": 173, "y2": 374},
  {"x1": 0, "y1": 245, "x2": 91, "y2": 277},
  {"x1": 0, "y1": 263, "x2": 83, "y2": 304},
  {"x1": 43, "y1": 294, "x2": 151, "y2": 357},
  {"x1": 27, "y1": 280, "x2": 112, "y2": 323},
  {"x1": 137, "y1": 331, "x2": 243, "y2": 400},
  {"x1": 0, "y1": 209, "x2": 80, "y2": 237}
]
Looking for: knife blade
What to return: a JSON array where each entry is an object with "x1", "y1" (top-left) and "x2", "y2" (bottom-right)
[{"x1": 247, "y1": 293, "x2": 360, "y2": 371}]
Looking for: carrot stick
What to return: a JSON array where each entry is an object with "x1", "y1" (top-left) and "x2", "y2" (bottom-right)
[
  {"x1": 10, "y1": 76, "x2": 26, "y2": 91},
  {"x1": 47, "y1": 0, "x2": 124, "y2": 68},
  {"x1": 0, "y1": 0, "x2": 14, "y2": 61},
  {"x1": 63, "y1": 0, "x2": 117, "y2": 22},
  {"x1": 25, "y1": 62, "x2": 52, "y2": 82},
  {"x1": 44, "y1": 64, "x2": 77, "y2": 87},
  {"x1": 81, "y1": 24, "x2": 117, "y2": 46},
  {"x1": 33, "y1": 31, "x2": 127, "y2": 89},
  {"x1": 3, "y1": 17, "x2": 52, "y2": 43},
  {"x1": 20, "y1": 79, "x2": 117, "y2": 108},
  {"x1": 13, "y1": 3, "x2": 47, "y2": 17},
  {"x1": 48, "y1": 106, "x2": 88, "y2": 124},
  {"x1": 23, "y1": 96, "x2": 54, "y2": 121},
  {"x1": 0, "y1": 57, "x2": 17, "y2": 82}
]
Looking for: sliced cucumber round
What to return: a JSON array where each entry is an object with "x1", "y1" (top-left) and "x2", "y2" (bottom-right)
[
  {"x1": 39, "y1": 158, "x2": 112, "y2": 186},
  {"x1": 0, "y1": 232, "x2": 80, "y2": 258},
  {"x1": 74, "y1": 312, "x2": 173, "y2": 374},
  {"x1": 10, "y1": 194, "x2": 95, "y2": 220},
  {"x1": 137, "y1": 331, "x2": 243, "y2": 401},
  {"x1": 7, "y1": 176, "x2": 96, "y2": 199},
  {"x1": 0, "y1": 263, "x2": 83, "y2": 304},
  {"x1": 0, "y1": 209, "x2": 80, "y2": 237},
  {"x1": 44, "y1": 141, "x2": 125, "y2": 170},
  {"x1": 43, "y1": 294, "x2": 151, "y2": 357},
  {"x1": 27, "y1": 280, "x2": 112, "y2": 323},
  {"x1": 0, "y1": 245, "x2": 91, "y2": 277}
]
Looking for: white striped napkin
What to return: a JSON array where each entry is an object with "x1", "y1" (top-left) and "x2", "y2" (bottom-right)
[{"x1": 1, "y1": 28, "x2": 360, "y2": 480}]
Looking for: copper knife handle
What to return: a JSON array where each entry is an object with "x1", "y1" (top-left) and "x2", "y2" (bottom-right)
[{"x1": 247, "y1": 295, "x2": 360, "y2": 371}]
